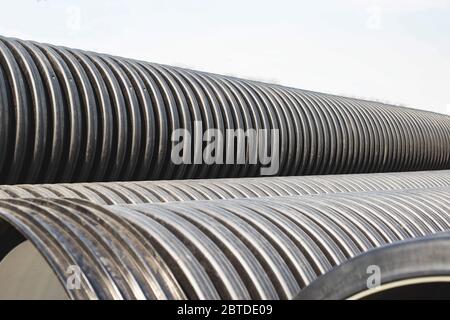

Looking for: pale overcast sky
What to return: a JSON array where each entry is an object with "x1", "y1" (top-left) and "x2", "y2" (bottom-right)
[{"x1": 1, "y1": 0, "x2": 449, "y2": 114}]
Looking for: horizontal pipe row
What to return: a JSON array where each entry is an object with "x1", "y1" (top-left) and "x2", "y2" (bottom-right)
[
  {"x1": 0, "y1": 170, "x2": 449, "y2": 205},
  {"x1": 1, "y1": 186, "x2": 450, "y2": 299},
  {"x1": 1, "y1": 35, "x2": 450, "y2": 184}
]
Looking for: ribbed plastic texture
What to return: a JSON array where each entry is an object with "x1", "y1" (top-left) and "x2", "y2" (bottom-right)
[
  {"x1": 1, "y1": 35, "x2": 450, "y2": 184},
  {"x1": 1, "y1": 187, "x2": 450, "y2": 299},
  {"x1": 0, "y1": 170, "x2": 449, "y2": 205}
]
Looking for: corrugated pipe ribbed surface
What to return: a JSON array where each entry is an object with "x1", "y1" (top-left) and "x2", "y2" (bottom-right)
[
  {"x1": 1, "y1": 187, "x2": 450, "y2": 299},
  {"x1": 0, "y1": 170, "x2": 449, "y2": 205},
  {"x1": 1, "y1": 35, "x2": 450, "y2": 184},
  {"x1": 295, "y1": 234, "x2": 450, "y2": 299}
]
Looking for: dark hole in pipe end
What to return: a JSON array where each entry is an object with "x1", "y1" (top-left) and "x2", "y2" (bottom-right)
[{"x1": 0, "y1": 220, "x2": 26, "y2": 262}]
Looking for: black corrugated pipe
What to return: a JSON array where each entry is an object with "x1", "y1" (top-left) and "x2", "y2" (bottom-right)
[
  {"x1": 1, "y1": 186, "x2": 450, "y2": 299},
  {"x1": 295, "y1": 233, "x2": 450, "y2": 300},
  {"x1": 1, "y1": 35, "x2": 450, "y2": 184}
]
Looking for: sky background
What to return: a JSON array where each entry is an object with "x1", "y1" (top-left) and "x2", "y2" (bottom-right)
[{"x1": 1, "y1": 0, "x2": 449, "y2": 114}]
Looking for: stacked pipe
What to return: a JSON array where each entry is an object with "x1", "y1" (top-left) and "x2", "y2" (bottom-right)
[
  {"x1": 1, "y1": 35, "x2": 450, "y2": 300},
  {"x1": 1, "y1": 186, "x2": 450, "y2": 299},
  {"x1": 1, "y1": 35, "x2": 450, "y2": 184},
  {"x1": 0, "y1": 170, "x2": 449, "y2": 205}
]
